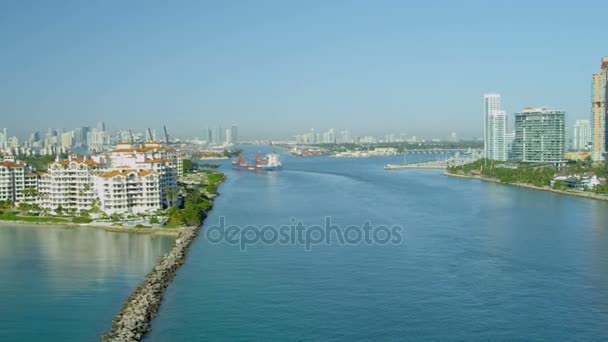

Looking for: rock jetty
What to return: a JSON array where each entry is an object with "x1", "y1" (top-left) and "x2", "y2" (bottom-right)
[{"x1": 101, "y1": 226, "x2": 199, "y2": 341}]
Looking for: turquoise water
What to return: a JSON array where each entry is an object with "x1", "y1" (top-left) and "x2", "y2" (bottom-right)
[
  {"x1": 0, "y1": 225, "x2": 174, "y2": 341},
  {"x1": 147, "y1": 150, "x2": 608, "y2": 341}
]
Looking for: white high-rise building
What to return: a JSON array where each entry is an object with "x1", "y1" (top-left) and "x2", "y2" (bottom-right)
[
  {"x1": 573, "y1": 119, "x2": 591, "y2": 151},
  {"x1": 0, "y1": 128, "x2": 7, "y2": 149},
  {"x1": 225, "y1": 128, "x2": 233, "y2": 144},
  {"x1": 487, "y1": 110, "x2": 508, "y2": 161},
  {"x1": 484, "y1": 94, "x2": 508, "y2": 161}
]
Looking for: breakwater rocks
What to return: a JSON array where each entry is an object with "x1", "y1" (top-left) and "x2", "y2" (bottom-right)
[{"x1": 101, "y1": 226, "x2": 198, "y2": 342}]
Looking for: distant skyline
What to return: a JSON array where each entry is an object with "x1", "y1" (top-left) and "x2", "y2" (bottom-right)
[{"x1": 1, "y1": 1, "x2": 607, "y2": 139}]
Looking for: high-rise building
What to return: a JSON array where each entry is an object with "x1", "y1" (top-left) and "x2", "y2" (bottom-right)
[
  {"x1": 484, "y1": 94, "x2": 507, "y2": 161},
  {"x1": 512, "y1": 107, "x2": 566, "y2": 163},
  {"x1": 97, "y1": 121, "x2": 106, "y2": 133},
  {"x1": 339, "y1": 130, "x2": 352, "y2": 144},
  {"x1": 322, "y1": 128, "x2": 336, "y2": 144},
  {"x1": 486, "y1": 110, "x2": 508, "y2": 160},
  {"x1": 60, "y1": 131, "x2": 73, "y2": 149},
  {"x1": 81, "y1": 126, "x2": 91, "y2": 147},
  {"x1": 0, "y1": 128, "x2": 7, "y2": 149},
  {"x1": 573, "y1": 119, "x2": 591, "y2": 151},
  {"x1": 225, "y1": 128, "x2": 233, "y2": 144},
  {"x1": 203, "y1": 127, "x2": 212, "y2": 143},
  {"x1": 591, "y1": 57, "x2": 608, "y2": 161},
  {"x1": 212, "y1": 126, "x2": 222, "y2": 145},
  {"x1": 230, "y1": 125, "x2": 238, "y2": 143}
]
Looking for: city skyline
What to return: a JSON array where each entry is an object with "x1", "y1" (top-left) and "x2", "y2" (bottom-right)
[{"x1": 1, "y1": 1, "x2": 605, "y2": 138}]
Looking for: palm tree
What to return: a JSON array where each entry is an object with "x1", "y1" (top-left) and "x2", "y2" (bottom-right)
[{"x1": 165, "y1": 187, "x2": 178, "y2": 207}]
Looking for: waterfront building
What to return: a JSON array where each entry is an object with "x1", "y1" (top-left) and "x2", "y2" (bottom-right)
[
  {"x1": 0, "y1": 157, "x2": 34, "y2": 204},
  {"x1": 94, "y1": 168, "x2": 161, "y2": 214},
  {"x1": 39, "y1": 155, "x2": 102, "y2": 212},
  {"x1": 512, "y1": 107, "x2": 566, "y2": 163},
  {"x1": 110, "y1": 141, "x2": 179, "y2": 207},
  {"x1": 486, "y1": 109, "x2": 508, "y2": 161},
  {"x1": 573, "y1": 119, "x2": 591, "y2": 151},
  {"x1": 484, "y1": 93, "x2": 508, "y2": 161},
  {"x1": 591, "y1": 57, "x2": 608, "y2": 160}
]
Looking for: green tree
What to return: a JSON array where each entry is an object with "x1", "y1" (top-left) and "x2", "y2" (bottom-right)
[
  {"x1": 166, "y1": 187, "x2": 178, "y2": 207},
  {"x1": 553, "y1": 180, "x2": 568, "y2": 190},
  {"x1": 182, "y1": 159, "x2": 196, "y2": 172}
]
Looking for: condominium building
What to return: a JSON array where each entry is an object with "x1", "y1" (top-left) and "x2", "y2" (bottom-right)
[
  {"x1": 486, "y1": 110, "x2": 508, "y2": 161},
  {"x1": 94, "y1": 168, "x2": 161, "y2": 214},
  {"x1": 484, "y1": 94, "x2": 508, "y2": 160},
  {"x1": 0, "y1": 157, "x2": 31, "y2": 203},
  {"x1": 38, "y1": 156, "x2": 102, "y2": 212},
  {"x1": 591, "y1": 57, "x2": 608, "y2": 161},
  {"x1": 110, "y1": 141, "x2": 180, "y2": 207},
  {"x1": 573, "y1": 119, "x2": 591, "y2": 151},
  {"x1": 512, "y1": 107, "x2": 566, "y2": 163}
]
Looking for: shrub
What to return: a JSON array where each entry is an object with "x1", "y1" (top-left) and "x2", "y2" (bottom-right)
[{"x1": 72, "y1": 216, "x2": 93, "y2": 224}]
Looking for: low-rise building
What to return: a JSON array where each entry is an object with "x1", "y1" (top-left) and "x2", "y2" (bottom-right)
[{"x1": 551, "y1": 172, "x2": 604, "y2": 189}]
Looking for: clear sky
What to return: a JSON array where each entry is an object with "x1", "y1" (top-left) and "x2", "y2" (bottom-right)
[{"x1": 1, "y1": 0, "x2": 607, "y2": 139}]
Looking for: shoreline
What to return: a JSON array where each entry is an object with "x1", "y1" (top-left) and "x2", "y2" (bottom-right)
[
  {"x1": 101, "y1": 224, "x2": 201, "y2": 341},
  {"x1": 101, "y1": 172, "x2": 225, "y2": 341},
  {"x1": 0, "y1": 219, "x2": 183, "y2": 236},
  {"x1": 444, "y1": 172, "x2": 608, "y2": 202}
]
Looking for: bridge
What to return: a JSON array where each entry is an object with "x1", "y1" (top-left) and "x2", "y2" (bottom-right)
[{"x1": 400, "y1": 148, "x2": 482, "y2": 155}]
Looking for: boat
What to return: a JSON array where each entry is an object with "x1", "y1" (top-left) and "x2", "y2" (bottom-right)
[{"x1": 232, "y1": 152, "x2": 283, "y2": 171}]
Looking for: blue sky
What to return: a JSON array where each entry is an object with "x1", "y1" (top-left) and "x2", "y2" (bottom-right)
[{"x1": 1, "y1": 0, "x2": 606, "y2": 139}]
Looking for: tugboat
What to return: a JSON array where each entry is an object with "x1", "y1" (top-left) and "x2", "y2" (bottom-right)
[{"x1": 232, "y1": 152, "x2": 283, "y2": 171}]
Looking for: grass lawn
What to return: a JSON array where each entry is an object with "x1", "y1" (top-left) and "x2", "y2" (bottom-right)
[{"x1": 0, "y1": 211, "x2": 70, "y2": 223}]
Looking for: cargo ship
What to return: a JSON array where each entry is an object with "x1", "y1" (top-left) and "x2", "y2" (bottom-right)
[{"x1": 232, "y1": 152, "x2": 283, "y2": 171}]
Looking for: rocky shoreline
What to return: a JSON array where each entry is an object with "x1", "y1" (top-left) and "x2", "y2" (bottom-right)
[{"x1": 101, "y1": 225, "x2": 200, "y2": 341}]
